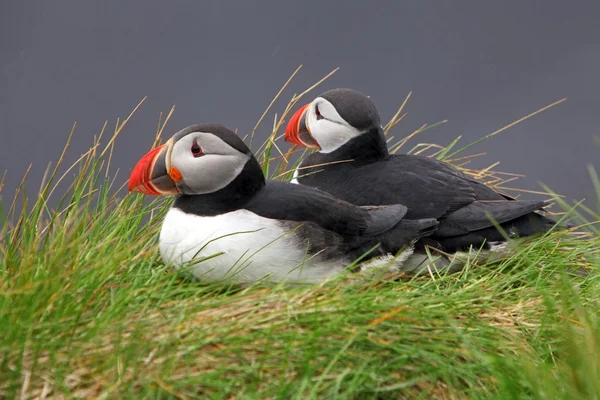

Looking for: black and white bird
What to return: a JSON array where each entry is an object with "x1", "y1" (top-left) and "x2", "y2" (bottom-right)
[
  {"x1": 285, "y1": 88, "x2": 565, "y2": 255},
  {"x1": 128, "y1": 124, "x2": 439, "y2": 284}
]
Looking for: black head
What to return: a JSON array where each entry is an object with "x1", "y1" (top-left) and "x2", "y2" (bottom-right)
[
  {"x1": 128, "y1": 123, "x2": 264, "y2": 196},
  {"x1": 320, "y1": 88, "x2": 381, "y2": 131},
  {"x1": 285, "y1": 88, "x2": 382, "y2": 153}
]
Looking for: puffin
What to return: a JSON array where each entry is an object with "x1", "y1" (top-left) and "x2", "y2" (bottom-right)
[
  {"x1": 284, "y1": 88, "x2": 564, "y2": 254},
  {"x1": 128, "y1": 123, "x2": 440, "y2": 284}
]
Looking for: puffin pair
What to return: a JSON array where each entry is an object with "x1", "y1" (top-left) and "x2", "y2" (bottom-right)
[
  {"x1": 129, "y1": 90, "x2": 563, "y2": 284},
  {"x1": 284, "y1": 88, "x2": 563, "y2": 255},
  {"x1": 128, "y1": 124, "x2": 439, "y2": 284}
]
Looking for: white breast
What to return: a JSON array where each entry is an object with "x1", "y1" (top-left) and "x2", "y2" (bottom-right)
[
  {"x1": 290, "y1": 168, "x2": 300, "y2": 184},
  {"x1": 158, "y1": 208, "x2": 347, "y2": 284}
]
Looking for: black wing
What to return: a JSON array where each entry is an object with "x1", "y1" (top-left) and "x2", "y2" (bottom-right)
[
  {"x1": 357, "y1": 205, "x2": 408, "y2": 235},
  {"x1": 435, "y1": 200, "x2": 548, "y2": 237},
  {"x1": 298, "y1": 153, "x2": 506, "y2": 219},
  {"x1": 244, "y1": 181, "x2": 408, "y2": 237},
  {"x1": 348, "y1": 217, "x2": 440, "y2": 260}
]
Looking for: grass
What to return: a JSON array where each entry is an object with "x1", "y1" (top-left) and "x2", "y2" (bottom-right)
[{"x1": 1, "y1": 69, "x2": 599, "y2": 399}]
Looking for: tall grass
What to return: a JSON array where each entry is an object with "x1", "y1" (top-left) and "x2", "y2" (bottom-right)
[{"x1": 1, "y1": 69, "x2": 599, "y2": 399}]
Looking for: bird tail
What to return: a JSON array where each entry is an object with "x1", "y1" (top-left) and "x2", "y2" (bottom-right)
[
  {"x1": 415, "y1": 218, "x2": 440, "y2": 237},
  {"x1": 506, "y1": 212, "x2": 569, "y2": 237},
  {"x1": 399, "y1": 218, "x2": 439, "y2": 239}
]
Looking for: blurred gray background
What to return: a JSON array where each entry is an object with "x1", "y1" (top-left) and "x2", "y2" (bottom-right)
[{"x1": 1, "y1": 0, "x2": 599, "y2": 211}]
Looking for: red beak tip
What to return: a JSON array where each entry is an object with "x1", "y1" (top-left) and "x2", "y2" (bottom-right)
[
  {"x1": 285, "y1": 103, "x2": 310, "y2": 147},
  {"x1": 284, "y1": 129, "x2": 294, "y2": 143},
  {"x1": 127, "y1": 180, "x2": 139, "y2": 193},
  {"x1": 128, "y1": 144, "x2": 166, "y2": 196}
]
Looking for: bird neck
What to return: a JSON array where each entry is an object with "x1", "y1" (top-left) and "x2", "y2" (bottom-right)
[
  {"x1": 173, "y1": 156, "x2": 266, "y2": 216},
  {"x1": 306, "y1": 126, "x2": 390, "y2": 169},
  {"x1": 327, "y1": 126, "x2": 389, "y2": 163}
]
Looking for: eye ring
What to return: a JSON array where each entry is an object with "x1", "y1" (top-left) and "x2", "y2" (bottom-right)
[
  {"x1": 315, "y1": 105, "x2": 324, "y2": 120},
  {"x1": 191, "y1": 141, "x2": 204, "y2": 157}
]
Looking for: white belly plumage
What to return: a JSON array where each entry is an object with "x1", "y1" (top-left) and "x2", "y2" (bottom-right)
[
  {"x1": 289, "y1": 168, "x2": 300, "y2": 184},
  {"x1": 158, "y1": 208, "x2": 348, "y2": 284},
  {"x1": 157, "y1": 208, "x2": 515, "y2": 285}
]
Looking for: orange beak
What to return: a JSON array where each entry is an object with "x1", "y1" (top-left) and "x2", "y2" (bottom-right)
[
  {"x1": 128, "y1": 141, "x2": 180, "y2": 196},
  {"x1": 284, "y1": 103, "x2": 320, "y2": 149}
]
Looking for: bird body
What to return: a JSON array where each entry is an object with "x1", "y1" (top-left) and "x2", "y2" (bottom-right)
[
  {"x1": 129, "y1": 124, "x2": 438, "y2": 284},
  {"x1": 285, "y1": 88, "x2": 562, "y2": 254},
  {"x1": 159, "y1": 207, "x2": 346, "y2": 284}
]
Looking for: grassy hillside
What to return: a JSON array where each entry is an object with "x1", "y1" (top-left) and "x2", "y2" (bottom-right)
[{"x1": 1, "y1": 74, "x2": 599, "y2": 399}]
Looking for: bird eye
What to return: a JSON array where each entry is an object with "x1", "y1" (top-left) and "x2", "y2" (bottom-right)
[
  {"x1": 315, "y1": 105, "x2": 324, "y2": 120},
  {"x1": 191, "y1": 142, "x2": 203, "y2": 157}
]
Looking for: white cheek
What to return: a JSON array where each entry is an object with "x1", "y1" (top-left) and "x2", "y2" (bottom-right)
[
  {"x1": 307, "y1": 99, "x2": 363, "y2": 153},
  {"x1": 310, "y1": 119, "x2": 361, "y2": 154},
  {"x1": 176, "y1": 155, "x2": 246, "y2": 194}
]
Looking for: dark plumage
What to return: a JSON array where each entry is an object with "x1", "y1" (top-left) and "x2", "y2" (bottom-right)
[
  {"x1": 173, "y1": 144, "x2": 439, "y2": 260},
  {"x1": 129, "y1": 123, "x2": 441, "y2": 283},
  {"x1": 287, "y1": 88, "x2": 564, "y2": 253}
]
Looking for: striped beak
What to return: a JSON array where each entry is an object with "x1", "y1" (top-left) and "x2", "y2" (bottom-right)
[
  {"x1": 284, "y1": 103, "x2": 320, "y2": 149},
  {"x1": 128, "y1": 140, "x2": 180, "y2": 196}
]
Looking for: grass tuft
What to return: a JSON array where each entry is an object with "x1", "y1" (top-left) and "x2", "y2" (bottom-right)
[{"x1": 1, "y1": 71, "x2": 598, "y2": 399}]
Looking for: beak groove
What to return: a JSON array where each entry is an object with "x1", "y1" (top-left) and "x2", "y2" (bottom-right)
[
  {"x1": 128, "y1": 142, "x2": 179, "y2": 196},
  {"x1": 285, "y1": 103, "x2": 320, "y2": 149},
  {"x1": 285, "y1": 103, "x2": 310, "y2": 146}
]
